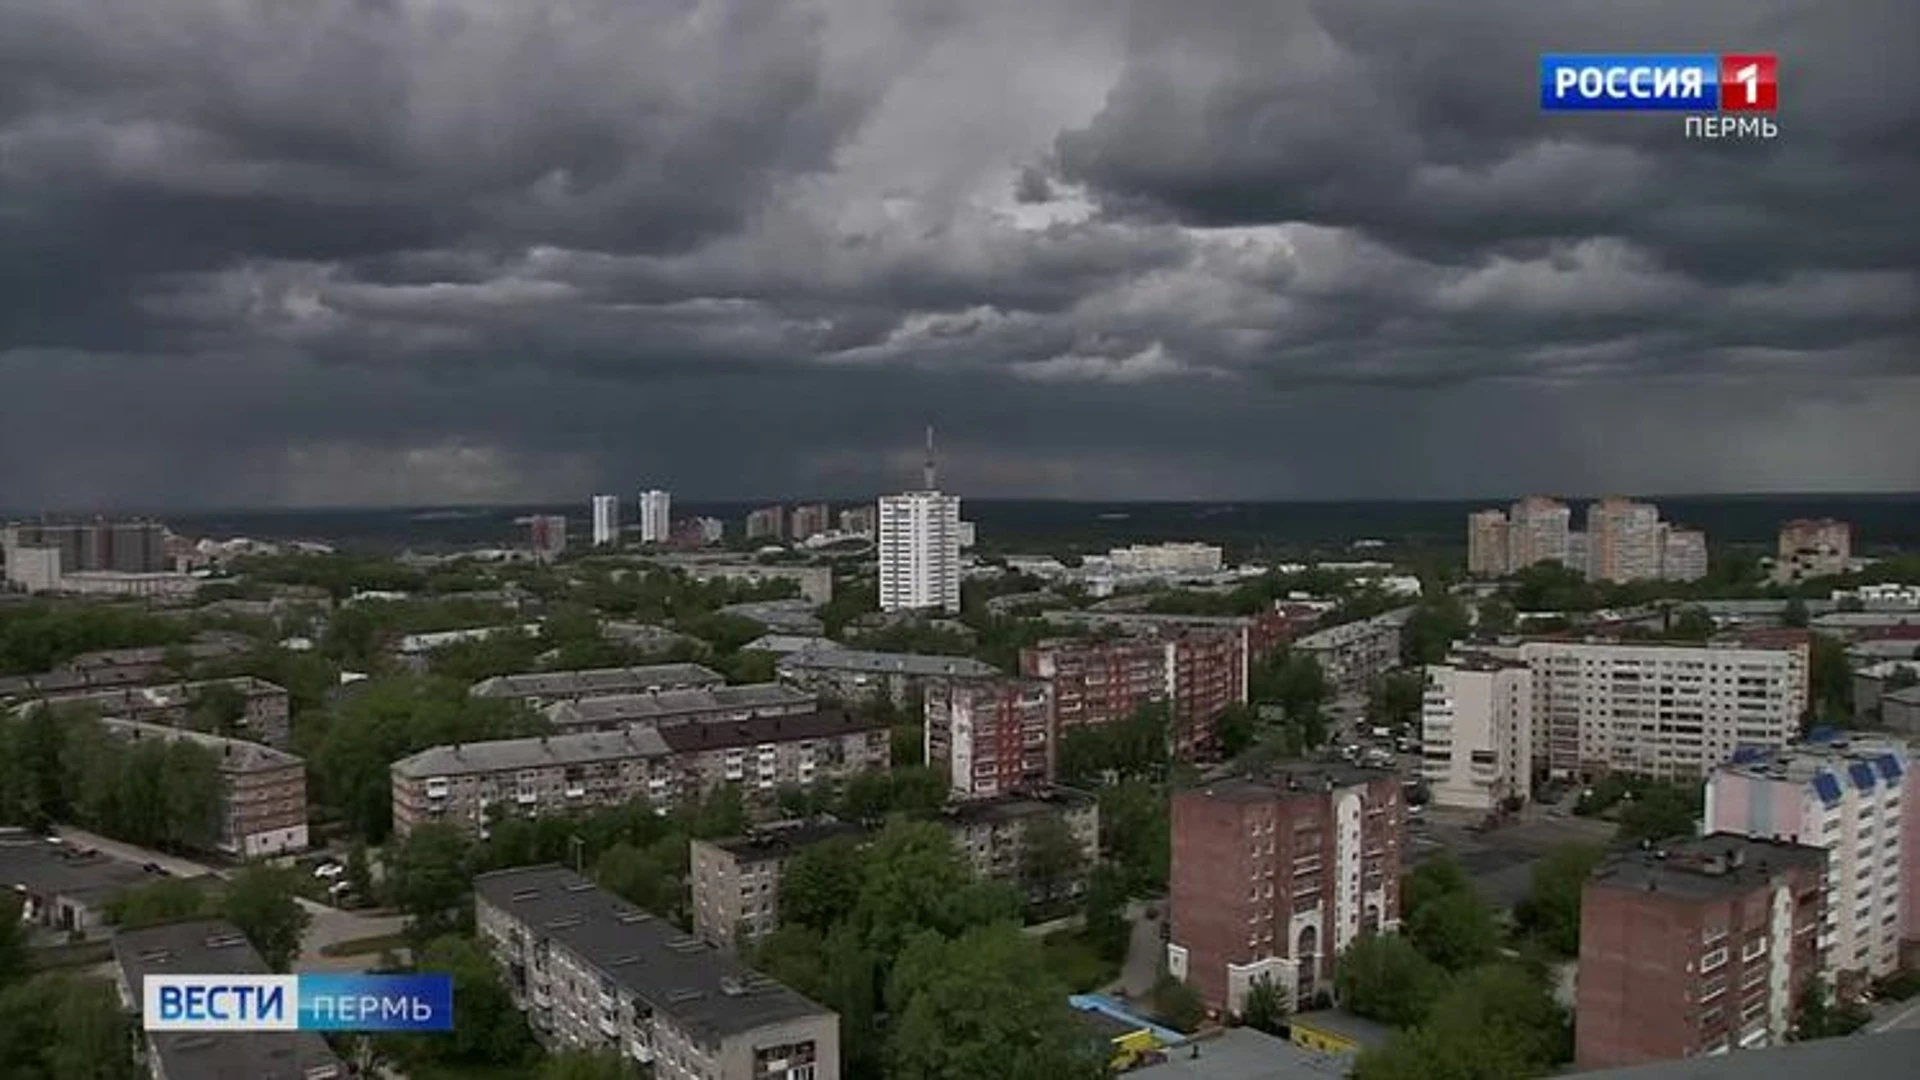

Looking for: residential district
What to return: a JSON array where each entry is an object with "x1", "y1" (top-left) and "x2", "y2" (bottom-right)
[{"x1": 2, "y1": 479, "x2": 1920, "y2": 1079}]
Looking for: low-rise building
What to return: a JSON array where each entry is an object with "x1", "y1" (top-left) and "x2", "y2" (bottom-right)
[
  {"x1": 1851, "y1": 660, "x2": 1920, "y2": 725},
  {"x1": 1168, "y1": 764, "x2": 1405, "y2": 1015},
  {"x1": 114, "y1": 918, "x2": 347, "y2": 1079},
  {"x1": 775, "y1": 648, "x2": 999, "y2": 707},
  {"x1": 0, "y1": 830, "x2": 176, "y2": 933},
  {"x1": 1884, "y1": 686, "x2": 1920, "y2": 735},
  {"x1": 1291, "y1": 612, "x2": 1411, "y2": 696},
  {"x1": 1576, "y1": 835, "x2": 1825, "y2": 1070},
  {"x1": 690, "y1": 821, "x2": 872, "y2": 950},
  {"x1": 99, "y1": 718, "x2": 309, "y2": 858},
  {"x1": 719, "y1": 599, "x2": 826, "y2": 636},
  {"x1": 19, "y1": 676, "x2": 292, "y2": 747},
  {"x1": 475, "y1": 865, "x2": 841, "y2": 1080},
  {"x1": 391, "y1": 711, "x2": 889, "y2": 838},
  {"x1": 656, "y1": 557, "x2": 833, "y2": 605},
  {"x1": 471, "y1": 663, "x2": 725, "y2": 709},
  {"x1": 924, "y1": 677, "x2": 1055, "y2": 797},
  {"x1": 546, "y1": 684, "x2": 818, "y2": 733}
]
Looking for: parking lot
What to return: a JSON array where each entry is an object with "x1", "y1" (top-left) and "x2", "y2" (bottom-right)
[{"x1": 1409, "y1": 806, "x2": 1618, "y2": 910}]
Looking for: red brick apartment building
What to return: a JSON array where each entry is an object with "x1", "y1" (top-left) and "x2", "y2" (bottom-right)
[
  {"x1": 1576, "y1": 835, "x2": 1826, "y2": 1071},
  {"x1": 1168, "y1": 764, "x2": 1404, "y2": 1017},
  {"x1": 924, "y1": 677, "x2": 1056, "y2": 796},
  {"x1": 1021, "y1": 625, "x2": 1245, "y2": 759}
]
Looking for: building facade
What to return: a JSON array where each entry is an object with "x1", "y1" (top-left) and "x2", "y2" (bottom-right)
[
  {"x1": 877, "y1": 491, "x2": 962, "y2": 614},
  {"x1": 638, "y1": 490, "x2": 673, "y2": 544},
  {"x1": 745, "y1": 506, "x2": 785, "y2": 541},
  {"x1": 22, "y1": 676, "x2": 292, "y2": 747},
  {"x1": 530, "y1": 515, "x2": 569, "y2": 561},
  {"x1": 941, "y1": 788, "x2": 1100, "y2": 904},
  {"x1": 1168, "y1": 765, "x2": 1404, "y2": 1015},
  {"x1": 475, "y1": 866, "x2": 840, "y2": 1080},
  {"x1": 1466, "y1": 509, "x2": 1511, "y2": 577},
  {"x1": 1705, "y1": 737, "x2": 1917, "y2": 987},
  {"x1": 1419, "y1": 657, "x2": 1533, "y2": 811},
  {"x1": 2, "y1": 519, "x2": 169, "y2": 575},
  {"x1": 1776, "y1": 518, "x2": 1853, "y2": 584},
  {"x1": 775, "y1": 649, "x2": 998, "y2": 707},
  {"x1": 1508, "y1": 496, "x2": 1573, "y2": 571},
  {"x1": 789, "y1": 504, "x2": 831, "y2": 542},
  {"x1": 924, "y1": 677, "x2": 1056, "y2": 796},
  {"x1": 1586, "y1": 498, "x2": 1665, "y2": 584},
  {"x1": 98, "y1": 718, "x2": 309, "y2": 857},
  {"x1": 471, "y1": 663, "x2": 726, "y2": 709},
  {"x1": 1290, "y1": 612, "x2": 1409, "y2": 696},
  {"x1": 1514, "y1": 638, "x2": 1810, "y2": 781},
  {"x1": 592, "y1": 495, "x2": 621, "y2": 546},
  {"x1": 1105, "y1": 543, "x2": 1226, "y2": 577},
  {"x1": 1576, "y1": 836, "x2": 1825, "y2": 1069},
  {"x1": 690, "y1": 821, "x2": 872, "y2": 950},
  {"x1": 390, "y1": 710, "x2": 890, "y2": 838}
]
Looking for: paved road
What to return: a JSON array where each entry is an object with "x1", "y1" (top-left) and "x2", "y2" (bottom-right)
[
  {"x1": 51, "y1": 825, "x2": 407, "y2": 968},
  {"x1": 1113, "y1": 902, "x2": 1165, "y2": 999},
  {"x1": 1871, "y1": 997, "x2": 1920, "y2": 1033}
]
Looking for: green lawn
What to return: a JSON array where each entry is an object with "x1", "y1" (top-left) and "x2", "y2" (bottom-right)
[
  {"x1": 1041, "y1": 929, "x2": 1120, "y2": 994},
  {"x1": 319, "y1": 932, "x2": 410, "y2": 958}
]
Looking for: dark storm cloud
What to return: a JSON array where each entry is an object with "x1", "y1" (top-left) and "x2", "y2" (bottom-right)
[{"x1": 0, "y1": 0, "x2": 1914, "y2": 509}]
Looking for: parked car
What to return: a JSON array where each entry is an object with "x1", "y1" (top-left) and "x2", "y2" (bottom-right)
[{"x1": 313, "y1": 862, "x2": 344, "y2": 880}]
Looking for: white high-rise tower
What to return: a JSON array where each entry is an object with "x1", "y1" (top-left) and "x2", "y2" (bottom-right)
[
  {"x1": 878, "y1": 426, "x2": 961, "y2": 614},
  {"x1": 590, "y1": 494, "x2": 620, "y2": 546},
  {"x1": 638, "y1": 490, "x2": 672, "y2": 544}
]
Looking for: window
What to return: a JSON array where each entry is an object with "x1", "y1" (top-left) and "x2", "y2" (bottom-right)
[{"x1": 1701, "y1": 947, "x2": 1728, "y2": 973}]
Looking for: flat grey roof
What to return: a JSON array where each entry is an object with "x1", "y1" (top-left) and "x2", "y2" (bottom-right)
[
  {"x1": 547, "y1": 683, "x2": 814, "y2": 727},
  {"x1": 706, "y1": 820, "x2": 873, "y2": 863},
  {"x1": 393, "y1": 726, "x2": 673, "y2": 779},
  {"x1": 655, "y1": 709, "x2": 883, "y2": 753},
  {"x1": 1590, "y1": 834, "x2": 1826, "y2": 902},
  {"x1": 1188, "y1": 762, "x2": 1395, "y2": 802},
  {"x1": 474, "y1": 865, "x2": 834, "y2": 1043},
  {"x1": 1130, "y1": 1026, "x2": 1353, "y2": 1079},
  {"x1": 0, "y1": 829, "x2": 166, "y2": 904},
  {"x1": 471, "y1": 663, "x2": 724, "y2": 699},
  {"x1": 98, "y1": 717, "x2": 303, "y2": 773},
  {"x1": 113, "y1": 917, "x2": 346, "y2": 1080},
  {"x1": 941, "y1": 788, "x2": 1097, "y2": 828},
  {"x1": 776, "y1": 649, "x2": 998, "y2": 677},
  {"x1": 1570, "y1": 1028, "x2": 1920, "y2": 1077}
]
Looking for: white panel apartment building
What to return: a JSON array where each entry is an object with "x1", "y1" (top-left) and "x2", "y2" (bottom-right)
[
  {"x1": 877, "y1": 491, "x2": 961, "y2": 614},
  {"x1": 1420, "y1": 657, "x2": 1533, "y2": 811},
  {"x1": 1705, "y1": 737, "x2": 1916, "y2": 987},
  {"x1": 591, "y1": 495, "x2": 620, "y2": 546},
  {"x1": 638, "y1": 490, "x2": 672, "y2": 544},
  {"x1": 1518, "y1": 639, "x2": 1810, "y2": 781}
]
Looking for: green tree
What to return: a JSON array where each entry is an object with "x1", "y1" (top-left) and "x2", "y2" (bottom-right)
[
  {"x1": 188, "y1": 681, "x2": 250, "y2": 737},
  {"x1": 107, "y1": 877, "x2": 213, "y2": 928},
  {"x1": 1514, "y1": 843, "x2": 1605, "y2": 956},
  {"x1": 1402, "y1": 854, "x2": 1473, "y2": 921},
  {"x1": 1215, "y1": 703, "x2": 1260, "y2": 757},
  {"x1": 780, "y1": 837, "x2": 867, "y2": 931},
  {"x1": 536, "y1": 1050, "x2": 637, "y2": 1080},
  {"x1": 1018, "y1": 813, "x2": 1086, "y2": 907},
  {"x1": 1149, "y1": 974, "x2": 1206, "y2": 1033},
  {"x1": 222, "y1": 866, "x2": 312, "y2": 972},
  {"x1": 1476, "y1": 599, "x2": 1516, "y2": 634},
  {"x1": 886, "y1": 925, "x2": 1108, "y2": 1080},
  {"x1": 1353, "y1": 963, "x2": 1569, "y2": 1080},
  {"x1": 1097, "y1": 780, "x2": 1170, "y2": 893},
  {"x1": 1407, "y1": 890, "x2": 1500, "y2": 973},
  {"x1": 1807, "y1": 633, "x2": 1854, "y2": 725},
  {"x1": 851, "y1": 821, "x2": 1019, "y2": 960},
  {"x1": 1667, "y1": 606, "x2": 1715, "y2": 642},
  {"x1": 0, "y1": 973, "x2": 141, "y2": 1080},
  {"x1": 1334, "y1": 933, "x2": 1448, "y2": 1026},
  {"x1": 1367, "y1": 670, "x2": 1428, "y2": 729},
  {"x1": 1401, "y1": 595, "x2": 1471, "y2": 666},
  {"x1": 593, "y1": 837, "x2": 688, "y2": 922},
  {"x1": 345, "y1": 840, "x2": 375, "y2": 902},
  {"x1": 1082, "y1": 865, "x2": 1132, "y2": 963},
  {"x1": 1793, "y1": 976, "x2": 1871, "y2": 1041},
  {"x1": 1241, "y1": 974, "x2": 1289, "y2": 1034},
  {"x1": 385, "y1": 823, "x2": 475, "y2": 940},
  {"x1": 1615, "y1": 782, "x2": 1702, "y2": 847},
  {"x1": 398, "y1": 936, "x2": 536, "y2": 1067}
]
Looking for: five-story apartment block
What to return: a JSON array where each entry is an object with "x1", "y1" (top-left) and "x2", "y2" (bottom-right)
[{"x1": 924, "y1": 677, "x2": 1056, "y2": 796}]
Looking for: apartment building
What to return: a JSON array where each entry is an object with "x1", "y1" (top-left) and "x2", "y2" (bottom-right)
[
  {"x1": 1466, "y1": 509, "x2": 1511, "y2": 577},
  {"x1": 690, "y1": 790, "x2": 1099, "y2": 951},
  {"x1": 592, "y1": 495, "x2": 621, "y2": 546},
  {"x1": 0, "y1": 637, "x2": 253, "y2": 702},
  {"x1": 1020, "y1": 628, "x2": 1245, "y2": 760},
  {"x1": 1290, "y1": 611, "x2": 1410, "y2": 696},
  {"x1": 1039, "y1": 607, "x2": 1297, "y2": 675},
  {"x1": 1586, "y1": 498, "x2": 1665, "y2": 584},
  {"x1": 690, "y1": 820, "x2": 872, "y2": 950},
  {"x1": 1706, "y1": 737, "x2": 1916, "y2": 987},
  {"x1": 638, "y1": 490, "x2": 673, "y2": 544},
  {"x1": 654, "y1": 558, "x2": 835, "y2": 605},
  {"x1": 545, "y1": 684, "x2": 818, "y2": 733},
  {"x1": 21, "y1": 676, "x2": 292, "y2": 747},
  {"x1": 471, "y1": 663, "x2": 726, "y2": 709},
  {"x1": 789, "y1": 504, "x2": 831, "y2": 542},
  {"x1": 99, "y1": 718, "x2": 309, "y2": 857},
  {"x1": 0, "y1": 830, "x2": 168, "y2": 933},
  {"x1": 941, "y1": 787, "x2": 1100, "y2": 902},
  {"x1": 1661, "y1": 527, "x2": 1710, "y2": 583},
  {"x1": 1105, "y1": 543, "x2": 1226, "y2": 577},
  {"x1": 838, "y1": 506, "x2": 875, "y2": 537},
  {"x1": 475, "y1": 866, "x2": 840, "y2": 1080},
  {"x1": 1509, "y1": 496, "x2": 1574, "y2": 570},
  {"x1": 2, "y1": 519, "x2": 169, "y2": 575},
  {"x1": 925, "y1": 677, "x2": 1056, "y2": 796},
  {"x1": 1419, "y1": 657, "x2": 1533, "y2": 811},
  {"x1": 1168, "y1": 764, "x2": 1404, "y2": 1015},
  {"x1": 745, "y1": 506, "x2": 786, "y2": 541},
  {"x1": 1576, "y1": 836, "x2": 1825, "y2": 1070},
  {"x1": 114, "y1": 918, "x2": 347, "y2": 1080},
  {"x1": 390, "y1": 710, "x2": 889, "y2": 838},
  {"x1": 1776, "y1": 518, "x2": 1853, "y2": 584},
  {"x1": 877, "y1": 491, "x2": 962, "y2": 615},
  {"x1": 1510, "y1": 638, "x2": 1809, "y2": 781},
  {"x1": 774, "y1": 648, "x2": 998, "y2": 707}
]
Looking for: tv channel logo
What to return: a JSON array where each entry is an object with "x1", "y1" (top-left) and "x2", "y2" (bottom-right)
[
  {"x1": 145, "y1": 973, "x2": 454, "y2": 1033},
  {"x1": 1539, "y1": 53, "x2": 1777, "y2": 113}
]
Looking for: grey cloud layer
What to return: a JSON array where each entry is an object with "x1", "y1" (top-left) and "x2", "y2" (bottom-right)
[{"x1": 0, "y1": 0, "x2": 1914, "y2": 507}]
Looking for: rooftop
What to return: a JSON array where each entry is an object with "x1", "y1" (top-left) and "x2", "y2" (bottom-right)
[
  {"x1": 1570, "y1": 1028, "x2": 1920, "y2": 1078},
  {"x1": 1129, "y1": 1026, "x2": 1353, "y2": 1079},
  {"x1": 470, "y1": 663, "x2": 724, "y2": 699},
  {"x1": 546, "y1": 683, "x2": 815, "y2": 728},
  {"x1": 1720, "y1": 737, "x2": 1906, "y2": 804},
  {"x1": 741, "y1": 634, "x2": 841, "y2": 655},
  {"x1": 941, "y1": 787, "x2": 1097, "y2": 828},
  {"x1": 654, "y1": 709, "x2": 883, "y2": 753},
  {"x1": 705, "y1": 819, "x2": 873, "y2": 863},
  {"x1": 97, "y1": 717, "x2": 304, "y2": 773},
  {"x1": 113, "y1": 918, "x2": 346, "y2": 1080},
  {"x1": 474, "y1": 865, "x2": 833, "y2": 1042},
  {"x1": 1589, "y1": 833, "x2": 1826, "y2": 902},
  {"x1": 775, "y1": 649, "x2": 999, "y2": 677},
  {"x1": 0, "y1": 829, "x2": 169, "y2": 905},
  {"x1": 1186, "y1": 761, "x2": 1396, "y2": 802},
  {"x1": 392, "y1": 726, "x2": 674, "y2": 779},
  {"x1": 18, "y1": 676, "x2": 287, "y2": 710},
  {"x1": 1289, "y1": 1008, "x2": 1394, "y2": 1048}
]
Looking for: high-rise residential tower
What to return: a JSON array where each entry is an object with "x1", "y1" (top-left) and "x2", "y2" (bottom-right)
[
  {"x1": 590, "y1": 494, "x2": 619, "y2": 546},
  {"x1": 877, "y1": 427, "x2": 961, "y2": 614},
  {"x1": 637, "y1": 490, "x2": 671, "y2": 544}
]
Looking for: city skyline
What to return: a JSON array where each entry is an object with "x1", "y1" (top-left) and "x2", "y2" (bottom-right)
[{"x1": 1, "y1": 1, "x2": 1914, "y2": 509}]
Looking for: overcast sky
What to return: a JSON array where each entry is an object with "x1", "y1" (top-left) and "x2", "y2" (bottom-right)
[{"x1": 1, "y1": 0, "x2": 1915, "y2": 509}]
